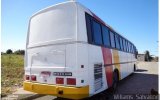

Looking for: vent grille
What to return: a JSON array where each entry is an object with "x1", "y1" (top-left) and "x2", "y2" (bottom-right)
[{"x1": 94, "y1": 63, "x2": 103, "y2": 91}]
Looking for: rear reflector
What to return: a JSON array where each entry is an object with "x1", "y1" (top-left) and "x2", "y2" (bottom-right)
[
  {"x1": 25, "y1": 75, "x2": 30, "y2": 80},
  {"x1": 67, "y1": 78, "x2": 76, "y2": 85},
  {"x1": 31, "y1": 75, "x2": 36, "y2": 81},
  {"x1": 56, "y1": 77, "x2": 64, "y2": 84}
]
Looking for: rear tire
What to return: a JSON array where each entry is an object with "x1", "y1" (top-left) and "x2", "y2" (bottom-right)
[
  {"x1": 134, "y1": 64, "x2": 136, "y2": 72},
  {"x1": 111, "y1": 71, "x2": 119, "y2": 93}
]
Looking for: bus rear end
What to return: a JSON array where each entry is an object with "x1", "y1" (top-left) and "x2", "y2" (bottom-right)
[{"x1": 23, "y1": 2, "x2": 89, "y2": 99}]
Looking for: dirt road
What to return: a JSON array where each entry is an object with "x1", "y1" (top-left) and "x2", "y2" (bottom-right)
[{"x1": 116, "y1": 62, "x2": 158, "y2": 94}]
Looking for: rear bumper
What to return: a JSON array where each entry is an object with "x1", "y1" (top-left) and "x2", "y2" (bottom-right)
[{"x1": 23, "y1": 81, "x2": 89, "y2": 99}]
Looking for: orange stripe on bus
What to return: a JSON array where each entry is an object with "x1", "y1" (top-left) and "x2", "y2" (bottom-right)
[{"x1": 112, "y1": 49, "x2": 121, "y2": 79}]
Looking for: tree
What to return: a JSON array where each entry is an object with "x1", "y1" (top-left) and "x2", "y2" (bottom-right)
[
  {"x1": 20, "y1": 50, "x2": 25, "y2": 55},
  {"x1": 6, "y1": 49, "x2": 13, "y2": 54},
  {"x1": 14, "y1": 50, "x2": 25, "y2": 55}
]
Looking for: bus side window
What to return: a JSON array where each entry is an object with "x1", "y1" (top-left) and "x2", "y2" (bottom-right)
[
  {"x1": 126, "y1": 41, "x2": 128, "y2": 52},
  {"x1": 128, "y1": 42, "x2": 131, "y2": 53},
  {"x1": 102, "y1": 25, "x2": 110, "y2": 47},
  {"x1": 132, "y1": 45, "x2": 134, "y2": 53},
  {"x1": 85, "y1": 13, "x2": 93, "y2": 44},
  {"x1": 120, "y1": 37, "x2": 123, "y2": 51},
  {"x1": 131, "y1": 45, "x2": 133, "y2": 53},
  {"x1": 128, "y1": 42, "x2": 130, "y2": 53},
  {"x1": 115, "y1": 34, "x2": 120, "y2": 50},
  {"x1": 134, "y1": 46, "x2": 136, "y2": 54},
  {"x1": 110, "y1": 31, "x2": 116, "y2": 48},
  {"x1": 123, "y1": 39, "x2": 126, "y2": 52},
  {"x1": 130, "y1": 43, "x2": 132, "y2": 53},
  {"x1": 92, "y1": 20, "x2": 103, "y2": 45}
]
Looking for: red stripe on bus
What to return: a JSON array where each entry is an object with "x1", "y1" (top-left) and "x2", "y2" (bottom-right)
[
  {"x1": 90, "y1": 11, "x2": 106, "y2": 26},
  {"x1": 101, "y1": 47, "x2": 113, "y2": 87}
]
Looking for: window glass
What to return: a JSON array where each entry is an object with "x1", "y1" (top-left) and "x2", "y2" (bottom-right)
[
  {"x1": 132, "y1": 44, "x2": 134, "y2": 53},
  {"x1": 120, "y1": 37, "x2": 123, "y2": 51},
  {"x1": 127, "y1": 42, "x2": 129, "y2": 52},
  {"x1": 102, "y1": 25, "x2": 110, "y2": 47},
  {"x1": 130, "y1": 43, "x2": 133, "y2": 53},
  {"x1": 129, "y1": 43, "x2": 132, "y2": 53},
  {"x1": 128, "y1": 42, "x2": 131, "y2": 53},
  {"x1": 131, "y1": 44, "x2": 132, "y2": 53},
  {"x1": 110, "y1": 31, "x2": 115, "y2": 48},
  {"x1": 123, "y1": 39, "x2": 126, "y2": 51},
  {"x1": 132, "y1": 45, "x2": 134, "y2": 53},
  {"x1": 134, "y1": 46, "x2": 136, "y2": 53},
  {"x1": 115, "y1": 34, "x2": 120, "y2": 49},
  {"x1": 92, "y1": 20, "x2": 103, "y2": 45},
  {"x1": 85, "y1": 13, "x2": 93, "y2": 43},
  {"x1": 126, "y1": 41, "x2": 128, "y2": 52},
  {"x1": 130, "y1": 43, "x2": 132, "y2": 53}
]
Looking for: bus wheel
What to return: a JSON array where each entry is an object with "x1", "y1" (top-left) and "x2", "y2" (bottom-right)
[
  {"x1": 111, "y1": 71, "x2": 119, "y2": 93},
  {"x1": 134, "y1": 64, "x2": 136, "y2": 72}
]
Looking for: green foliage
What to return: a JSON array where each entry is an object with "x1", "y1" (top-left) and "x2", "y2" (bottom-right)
[
  {"x1": 1, "y1": 54, "x2": 24, "y2": 96},
  {"x1": 6, "y1": 49, "x2": 13, "y2": 54},
  {"x1": 14, "y1": 50, "x2": 25, "y2": 55}
]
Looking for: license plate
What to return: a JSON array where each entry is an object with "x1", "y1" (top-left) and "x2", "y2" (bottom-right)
[{"x1": 53, "y1": 72, "x2": 72, "y2": 76}]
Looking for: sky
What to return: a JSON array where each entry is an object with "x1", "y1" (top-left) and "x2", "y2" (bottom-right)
[{"x1": 2, "y1": 0, "x2": 158, "y2": 56}]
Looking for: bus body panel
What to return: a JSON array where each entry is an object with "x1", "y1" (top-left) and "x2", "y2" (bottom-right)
[
  {"x1": 73, "y1": 43, "x2": 89, "y2": 87},
  {"x1": 88, "y1": 45, "x2": 107, "y2": 95},
  {"x1": 25, "y1": 42, "x2": 90, "y2": 87}
]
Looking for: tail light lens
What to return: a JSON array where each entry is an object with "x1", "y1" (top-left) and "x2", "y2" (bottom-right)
[
  {"x1": 25, "y1": 75, "x2": 30, "y2": 80},
  {"x1": 31, "y1": 75, "x2": 36, "y2": 81},
  {"x1": 67, "y1": 78, "x2": 76, "y2": 85},
  {"x1": 56, "y1": 77, "x2": 64, "y2": 84}
]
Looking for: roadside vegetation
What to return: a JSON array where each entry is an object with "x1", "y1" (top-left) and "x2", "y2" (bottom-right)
[{"x1": 1, "y1": 49, "x2": 25, "y2": 97}]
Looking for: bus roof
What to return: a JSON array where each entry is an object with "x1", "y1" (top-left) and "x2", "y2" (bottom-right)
[{"x1": 30, "y1": 1, "x2": 76, "y2": 19}]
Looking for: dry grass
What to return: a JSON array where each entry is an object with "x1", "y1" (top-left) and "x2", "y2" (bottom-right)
[{"x1": 1, "y1": 54, "x2": 24, "y2": 97}]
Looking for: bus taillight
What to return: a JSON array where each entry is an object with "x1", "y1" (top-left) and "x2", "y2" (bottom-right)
[
  {"x1": 56, "y1": 77, "x2": 64, "y2": 84},
  {"x1": 67, "y1": 78, "x2": 76, "y2": 85},
  {"x1": 25, "y1": 75, "x2": 30, "y2": 80},
  {"x1": 31, "y1": 75, "x2": 37, "y2": 81}
]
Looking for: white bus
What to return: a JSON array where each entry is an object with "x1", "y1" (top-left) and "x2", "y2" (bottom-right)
[{"x1": 23, "y1": 1, "x2": 137, "y2": 99}]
